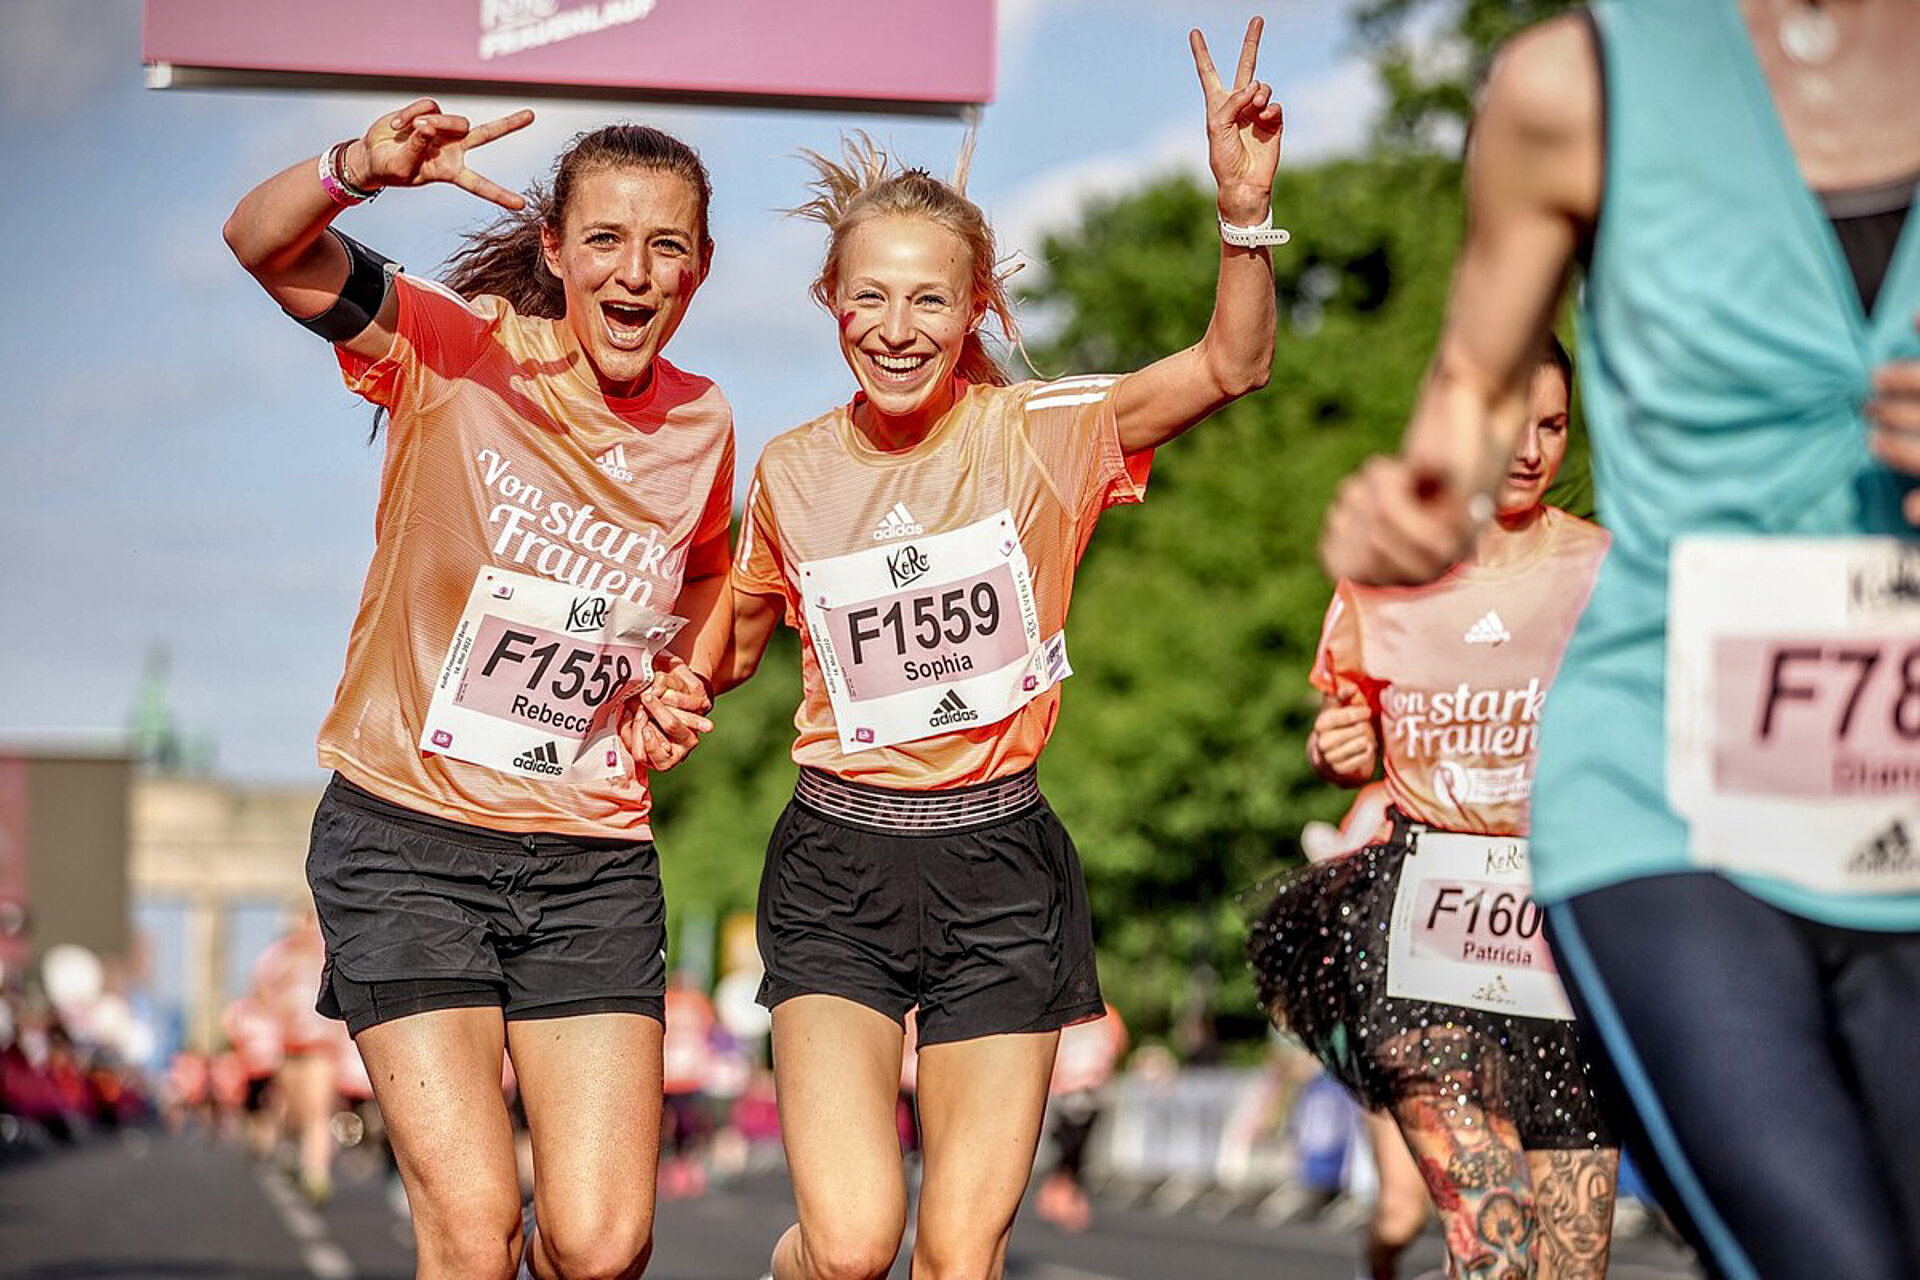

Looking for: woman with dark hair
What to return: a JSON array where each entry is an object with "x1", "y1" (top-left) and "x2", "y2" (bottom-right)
[
  {"x1": 224, "y1": 101, "x2": 733, "y2": 1280},
  {"x1": 718, "y1": 21, "x2": 1284, "y2": 1280},
  {"x1": 1256, "y1": 338, "x2": 1618, "y2": 1280}
]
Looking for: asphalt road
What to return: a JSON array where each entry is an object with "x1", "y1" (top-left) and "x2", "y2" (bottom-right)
[{"x1": 0, "y1": 1129, "x2": 1701, "y2": 1279}]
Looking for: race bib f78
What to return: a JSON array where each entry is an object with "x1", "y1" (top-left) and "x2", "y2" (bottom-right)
[{"x1": 1669, "y1": 537, "x2": 1920, "y2": 893}]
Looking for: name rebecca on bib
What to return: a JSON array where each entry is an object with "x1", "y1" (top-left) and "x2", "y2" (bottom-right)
[{"x1": 476, "y1": 449, "x2": 679, "y2": 606}]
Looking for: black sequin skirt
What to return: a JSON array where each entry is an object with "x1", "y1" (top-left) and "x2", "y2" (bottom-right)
[{"x1": 1248, "y1": 829, "x2": 1613, "y2": 1150}]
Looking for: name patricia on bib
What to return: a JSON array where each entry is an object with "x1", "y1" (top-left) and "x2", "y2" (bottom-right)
[{"x1": 476, "y1": 448, "x2": 679, "y2": 606}]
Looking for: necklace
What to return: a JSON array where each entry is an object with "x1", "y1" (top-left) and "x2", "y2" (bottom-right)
[{"x1": 1778, "y1": 0, "x2": 1841, "y2": 65}]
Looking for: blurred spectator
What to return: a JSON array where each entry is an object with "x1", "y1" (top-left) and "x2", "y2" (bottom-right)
[
  {"x1": 1036, "y1": 1003, "x2": 1129, "y2": 1233},
  {"x1": 661, "y1": 971, "x2": 717, "y2": 1199}
]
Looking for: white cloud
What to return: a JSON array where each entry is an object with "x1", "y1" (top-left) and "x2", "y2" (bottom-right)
[
  {"x1": 987, "y1": 51, "x2": 1379, "y2": 267},
  {"x1": 990, "y1": 127, "x2": 1203, "y2": 266},
  {"x1": 1280, "y1": 54, "x2": 1383, "y2": 164}
]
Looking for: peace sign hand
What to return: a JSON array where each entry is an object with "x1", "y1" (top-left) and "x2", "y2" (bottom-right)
[
  {"x1": 1190, "y1": 18, "x2": 1285, "y2": 225},
  {"x1": 348, "y1": 99, "x2": 536, "y2": 211}
]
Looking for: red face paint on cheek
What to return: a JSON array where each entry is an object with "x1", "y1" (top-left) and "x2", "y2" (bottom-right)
[{"x1": 839, "y1": 309, "x2": 856, "y2": 335}]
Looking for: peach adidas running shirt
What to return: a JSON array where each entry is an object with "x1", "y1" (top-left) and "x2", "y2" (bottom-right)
[
  {"x1": 1312, "y1": 507, "x2": 1610, "y2": 837},
  {"x1": 320, "y1": 274, "x2": 734, "y2": 838},
  {"x1": 735, "y1": 376, "x2": 1150, "y2": 789}
]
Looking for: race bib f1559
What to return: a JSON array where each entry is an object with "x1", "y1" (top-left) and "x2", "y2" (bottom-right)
[{"x1": 799, "y1": 511, "x2": 1068, "y2": 753}]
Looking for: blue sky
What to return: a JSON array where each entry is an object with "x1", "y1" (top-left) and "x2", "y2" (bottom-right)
[{"x1": 0, "y1": 0, "x2": 1378, "y2": 781}]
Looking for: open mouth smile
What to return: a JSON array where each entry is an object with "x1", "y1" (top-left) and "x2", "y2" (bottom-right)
[{"x1": 601, "y1": 300, "x2": 657, "y2": 350}]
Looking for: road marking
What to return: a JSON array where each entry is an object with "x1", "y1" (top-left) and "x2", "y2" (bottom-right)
[
  {"x1": 304, "y1": 1242, "x2": 355, "y2": 1279},
  {"x1": 256, "y1": 1168, "x2": 358, "y2": 1280}
]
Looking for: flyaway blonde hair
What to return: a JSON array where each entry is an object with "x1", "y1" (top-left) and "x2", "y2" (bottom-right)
[{"x1": 789, "y1": 132, "x2": 1022, "y2": 387}]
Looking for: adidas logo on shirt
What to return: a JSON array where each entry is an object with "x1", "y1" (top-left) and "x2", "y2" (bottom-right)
[
  {"x1": 928, "y1": 688, "x2": 980, "y2": 728},
  {"x1": 595, "y1": 445, "x2": 635, "y2": 483},
  {"x1": 1463, "y1": 610, "x2": 1512, "y2": 646},
  {"x1": 511, "y1": 740, "x2": 564, "y2": 776},
  {"x1": 872, "y1": 502, "x2": 925, "y2": 541}
]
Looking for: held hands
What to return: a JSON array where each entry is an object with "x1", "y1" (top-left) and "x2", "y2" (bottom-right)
[
  {"x1": 1310, "y1": 698, "x2": 1379, "y2": 784},
  {"x1": 628, "y1": 652, "x2": 715, "y2": 773},
  {"x1": 1320, "y1": 456, "x2": 1485, "y2": 585},
  {"x1": 1191, "y1": 17, "x2": 1285, "y2": 225},
  {"x1": 345, "y1": 100, "x2": 536, "y2": 211},
  {"x1": 1866, "y1": 317, "x2": 1920, "y2": 525}
]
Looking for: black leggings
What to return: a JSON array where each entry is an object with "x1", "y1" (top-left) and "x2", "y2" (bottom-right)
[{"x1": 1546, "y1": 873, "x2": 1920, "y2": 1279}]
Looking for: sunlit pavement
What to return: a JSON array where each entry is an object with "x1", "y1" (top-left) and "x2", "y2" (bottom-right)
[{"x1": 0, "y1": 1131, "x2": 1700, "y2": 1280}]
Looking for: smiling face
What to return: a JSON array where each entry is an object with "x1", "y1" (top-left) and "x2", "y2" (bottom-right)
[
  {"x1": 1496, "y1": 362, "x2": 1572, "y2": 518},
  {"x1": 832, "y1": 214, "x2": 983, "y2": 430},
  {"x1": 541, "y1": 165, "x2": 707, "y2": 397}
]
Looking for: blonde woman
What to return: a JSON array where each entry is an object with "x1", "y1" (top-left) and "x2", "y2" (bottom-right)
[{"x1": 718, "y1": 22, "x2": 1284, "y2": 1280}]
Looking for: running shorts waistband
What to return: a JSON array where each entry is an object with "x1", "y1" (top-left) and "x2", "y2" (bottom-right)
[
  {"x1": 792, "y1": 767, "x2": 1042, "y2": 834},
  {"x1": 325, "y1": 773, "x2": 643, "y2": 854}
]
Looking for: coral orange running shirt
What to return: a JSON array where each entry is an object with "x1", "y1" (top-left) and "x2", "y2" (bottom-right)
[
  {"x1": 735, "y1": 376, "x2": 1150, "y2": 789},
  {"x1": 1312, "y1": 507, "x2": 1609, "y2": 837},
  {"x1": 319, "y1": 273, "x2": 734, "y2": 838}
]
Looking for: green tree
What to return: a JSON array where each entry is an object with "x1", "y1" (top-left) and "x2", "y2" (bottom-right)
[
  {"x1": 1356, "y1": 0, "x2": 1580, "y2": 151},
  {"x1": 1022, "y1": 154, "x2": 1465, "y2": 1044}
]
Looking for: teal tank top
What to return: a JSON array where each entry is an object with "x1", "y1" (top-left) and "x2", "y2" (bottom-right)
[{"x1": 1530, "y1": 0, "x2": 1920, "y2": 928}]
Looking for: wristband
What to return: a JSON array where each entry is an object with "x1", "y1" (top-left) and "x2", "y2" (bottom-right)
[
  {"x1": 1218, "y1": 209, "x2": 1290, "y2": 248},
  {"x1": 318, "y1": 141, "x2": 381, "y2": 207}
]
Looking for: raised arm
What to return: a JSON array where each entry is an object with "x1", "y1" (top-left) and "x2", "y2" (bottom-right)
[
  {"x1": 1320, "y1": 17, "x2": 1602, "y2": 584},
  {"x1": 222, "y1": 99, "x2": 534, "y2": 361},
  {"x1": 1111, "y1": 18, "x2": 1284, "y2": 453}
]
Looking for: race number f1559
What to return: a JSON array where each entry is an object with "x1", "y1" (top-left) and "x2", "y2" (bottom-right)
[{"x1": 799, "y1": 511, "x2": 1068, "y2": 753}]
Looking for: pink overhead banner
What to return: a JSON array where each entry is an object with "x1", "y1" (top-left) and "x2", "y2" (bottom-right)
[{"x1": 143, "y1": 0, "x2": 994, "y2": 117}]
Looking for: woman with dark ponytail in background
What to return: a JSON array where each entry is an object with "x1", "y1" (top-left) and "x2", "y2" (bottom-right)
[{"x1": 225, "y1": 101, "x2": 734, "y2": 1280}]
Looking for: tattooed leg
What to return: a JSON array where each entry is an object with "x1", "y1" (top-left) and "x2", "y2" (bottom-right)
[
  {"x1": 1390, "y1": 1087, "x2": 1535, "y2": 1279},
  {"x1": 1526, "y1": 1148, "x2": 1618, "y2": 1280},
  {"x1": 1390, "y1": 1043, "x2": 1536, "y2": 1280}
]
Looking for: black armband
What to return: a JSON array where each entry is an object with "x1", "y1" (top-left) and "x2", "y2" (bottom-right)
[{"x1": 288, "y1": 228, "x2": 399, "y2": 344}]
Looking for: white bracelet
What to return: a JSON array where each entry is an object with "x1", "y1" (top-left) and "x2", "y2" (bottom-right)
[{"x1": 1218, "y1": 210, "x2": 1290, "y2": 248}]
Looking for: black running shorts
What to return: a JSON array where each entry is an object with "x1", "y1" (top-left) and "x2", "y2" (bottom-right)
[
  {"x1": 307, "y1": 774, "x2": 667, "y2": 1035},
  {"x1": 755, "y1": 769, "x2": 1104, "y2": 1046}
]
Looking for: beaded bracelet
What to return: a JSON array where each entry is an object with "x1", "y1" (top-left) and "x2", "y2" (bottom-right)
[{"x1": 318, "y1": 140, "x2": 381, "y2": 207}]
